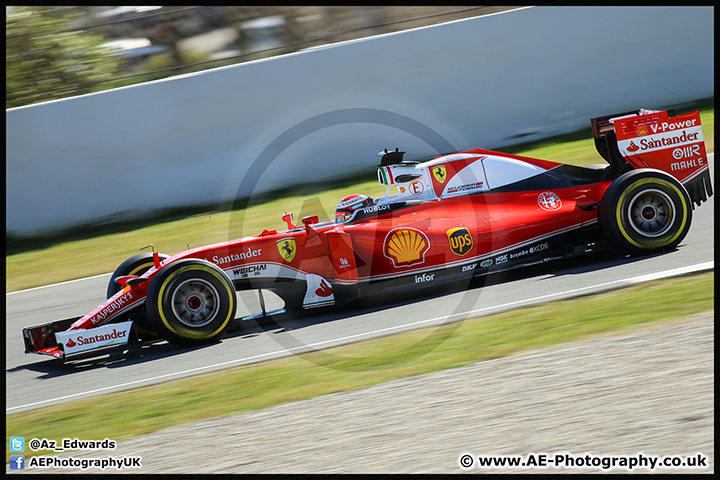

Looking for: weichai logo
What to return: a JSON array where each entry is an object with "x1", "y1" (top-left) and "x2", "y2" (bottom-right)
[{"x1": 446, "y1": 227, "x2": 473, "y2": 256}]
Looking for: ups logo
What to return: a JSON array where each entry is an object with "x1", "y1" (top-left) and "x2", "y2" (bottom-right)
[{"x1": 446, "y1": 227, "x2": 473, "y2": 256}]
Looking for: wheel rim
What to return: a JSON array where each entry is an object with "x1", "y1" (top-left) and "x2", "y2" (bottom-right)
[
  {"x1": 627, "y1": 188, "x2": 675, "y2": 238},
  {"x1": 171, "y1": 278, "x2": 221, "y2": 328}
]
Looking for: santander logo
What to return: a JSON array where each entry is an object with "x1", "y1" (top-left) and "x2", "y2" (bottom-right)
[
  {"x1": 315, "y1": 280, "x2": 333, "y2": 297},
  {"x1": 66, "y1": 328, "x2": 128, "y2": 347},
  {"x1": 627, "y1": 140, "x2": 640, "y2": 152}
]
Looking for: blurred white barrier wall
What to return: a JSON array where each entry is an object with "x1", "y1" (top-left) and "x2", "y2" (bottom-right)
[{"x1": 6, "y1": 6, "x2": 714, "y2": 235}]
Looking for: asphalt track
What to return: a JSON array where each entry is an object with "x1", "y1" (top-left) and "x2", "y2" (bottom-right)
[{"x1": 5, "y1": 155, "x2": 714, "y2": 414}]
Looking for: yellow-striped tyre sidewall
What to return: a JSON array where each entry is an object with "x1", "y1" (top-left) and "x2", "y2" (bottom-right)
[
  {"x1": 146, "y1": 260, "x2": 236, "y2": 346},
  {"x1": 599, "y1": 170, "x2": 692, "y2": 255},
  {"x1": 106, "y1": 252, "x2": 170, "y2": 340}
]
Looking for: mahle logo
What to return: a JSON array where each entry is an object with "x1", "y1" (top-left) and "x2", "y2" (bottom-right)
[{"x1": 446, "y1": 227, "x2": 473, "y2": 256}]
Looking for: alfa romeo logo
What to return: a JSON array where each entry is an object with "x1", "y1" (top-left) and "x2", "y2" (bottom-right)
[{"x1": 537, "y1": 191, "x2": 562, "y2": 211}]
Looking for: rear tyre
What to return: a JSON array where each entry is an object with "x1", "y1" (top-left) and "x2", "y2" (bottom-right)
[
  {"x1": 107, "y1": 252, "x2": 169, "y2": 339},
  {"x1": 144, "y1": 259, "x2": 236, "y2": 347},
  {"x1": 598, "y1": 169, "x2": 692, "y2": 255}
]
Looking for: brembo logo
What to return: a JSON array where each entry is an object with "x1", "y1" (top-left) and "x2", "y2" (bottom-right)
[{"x1": 65, "y1": 328, "x2": 128, "y2": 347}]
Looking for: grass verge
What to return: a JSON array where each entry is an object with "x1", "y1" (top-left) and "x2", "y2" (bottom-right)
[
  {"x1": 5, "y1": 104, "x2": 713, "y2": 292},
  {"x1": 6, "y1": 271, "x2": 713, "y2": 460}
]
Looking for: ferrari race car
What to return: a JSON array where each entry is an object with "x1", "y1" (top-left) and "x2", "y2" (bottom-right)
[{"x1": 22, "y1": 108, "x2": 713, "y2": 360}]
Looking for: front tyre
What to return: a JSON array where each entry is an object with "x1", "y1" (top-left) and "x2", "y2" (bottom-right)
[
  {"x1": 107, "y1": 252, "x2": 169, "y2": 340},
  {"x1": 107, "y1": 252, "x2": 170, "y2": 298},
  {"x1": 144, "y1": 259, "x2": 236, "y2": 347},
  {"x1": 598, "y1": 169, "x2": 692, "y2": 255}
]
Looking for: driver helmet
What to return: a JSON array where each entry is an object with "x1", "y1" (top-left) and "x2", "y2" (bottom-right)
[{"x1": 335, "y1": 194, "x2": 374, "y2": 223}]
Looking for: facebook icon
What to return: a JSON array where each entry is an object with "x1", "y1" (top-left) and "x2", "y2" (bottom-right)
[{"x1": 10, "y1": 455, "x2": 25, "y2": 470}]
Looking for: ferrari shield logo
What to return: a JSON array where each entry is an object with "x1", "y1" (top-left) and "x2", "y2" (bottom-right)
[
  {"x1": 432, "y1": 165, "x2": 447, "y2": 184},
  {"x1": 277, "y1": 238, "x2": 296, "y2": 262}
]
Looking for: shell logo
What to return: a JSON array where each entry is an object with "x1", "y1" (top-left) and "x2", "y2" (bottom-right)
[
  {"x1": 635, "y1": 124, "x2": 648, "y2": 135},
  {"x1": 383, "y1": 228, "x2": 430, "y2": 267}
]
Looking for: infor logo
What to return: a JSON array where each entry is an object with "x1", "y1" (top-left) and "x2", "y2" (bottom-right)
[{"x1": 537, "y1": 191, "x2": 562, "y2": 211}]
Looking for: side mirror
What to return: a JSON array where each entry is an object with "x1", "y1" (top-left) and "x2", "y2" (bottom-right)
[
  {"x1": 302, "y1": 215, "x2": 319, "y2": 239},
  {"x1": 282, "y1": 212, "x2": 296, "y2": 229}
]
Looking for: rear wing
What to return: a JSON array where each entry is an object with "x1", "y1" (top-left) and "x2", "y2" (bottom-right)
[{"x1": 591, "y1": 109, "x2": 713, "y2": 207}]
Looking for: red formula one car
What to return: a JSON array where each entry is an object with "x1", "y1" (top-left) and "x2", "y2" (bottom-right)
[{"x1": 22, "y1": 108, "x2": 713, "y2": 360}]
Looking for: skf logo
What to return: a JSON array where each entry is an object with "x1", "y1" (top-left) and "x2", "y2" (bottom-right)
[
  {"x1": 384, "y1": 228, "x2": 430, "y2": 267},
  {"x1": 446, "y1": 227, "x2": 473, "y2": 256},
  {"x1": 537, "y1": 191, "x2": 562, "y2": 211},
  {"x1": 277, "y1": 238, "x2": 296, "y2": 262},
  {"x1": 432, "y1": 165, "x2": 447, "y2": 184}
]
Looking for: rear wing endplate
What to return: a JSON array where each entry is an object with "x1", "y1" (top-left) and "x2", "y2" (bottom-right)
[{"x1": 591, "y1": 108, "x2": 713, "y2": 207}]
